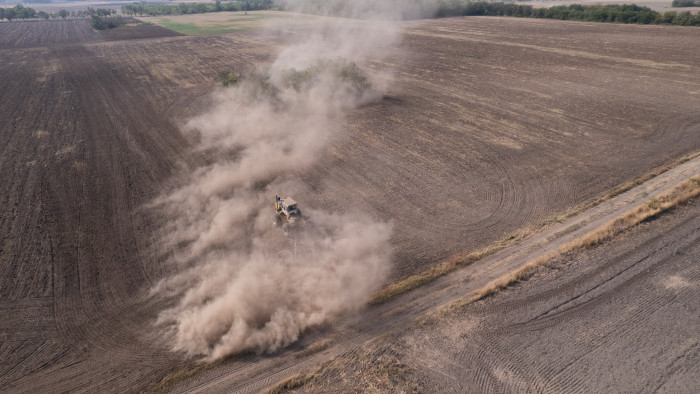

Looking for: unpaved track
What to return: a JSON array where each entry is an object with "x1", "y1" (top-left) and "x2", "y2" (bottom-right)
[
  {"x1": 1, "y1": 17, "x2": 700, "y2": 392},
  {"x1": 168, "y1": 155, "x2": 700, "y2": 393}
]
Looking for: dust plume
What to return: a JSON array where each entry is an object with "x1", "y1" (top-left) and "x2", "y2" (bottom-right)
[{"x1": 151, "y1": 3, "x2": 402, "y2": 360}]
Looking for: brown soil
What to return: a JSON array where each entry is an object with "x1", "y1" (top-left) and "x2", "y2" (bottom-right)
[
  {"x1": 1, "y1": 16, "x2": 700, "y2": 392},
  {"x1": 159, "y1": 156, "x2": 700, "y2": 393},
  {"x1": 310, "y1": 17, "x2": 700, "y2": 278},
  {"x1": 0, "y1": 20, "x2": 99, "y2": 49},
  {"x1": 0, "y1": 22, "x2": 192, "y2": 392},
  {"x1": 98, "y1": 22, "x2": 184, "y2": 41},
  {"x1": 298, "y1": 199, "x2": 700, "y2": 392}
]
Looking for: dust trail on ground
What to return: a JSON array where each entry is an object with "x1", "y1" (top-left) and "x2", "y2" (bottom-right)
[{"x1": 151, "y1": 1, "x2": 402, "y2": 360}]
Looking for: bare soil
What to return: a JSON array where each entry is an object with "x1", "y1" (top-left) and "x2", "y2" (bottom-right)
[
  {"x1": 298, "y1": 198, "x2": 700, "y2": 393},
  {"x1": 161, "y1": 155, "x2": 700, "y2": 393},
  {"x1": 0, "y1": 20, "x2": 99, "y2": 49},
  {"x1": 1, "y1": 16, "x2": 699, "y2": 392},
  {"x1": 98, "y1": 22, "x2": 184, "y2": 41},
  {"x1": 312, "y1": 17, "x2": 700, "y2": 277}
]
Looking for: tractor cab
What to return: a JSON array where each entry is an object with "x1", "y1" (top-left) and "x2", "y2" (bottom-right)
[
  {"x1": 272, "y1": 195, "x2": 315, "y2": 237},
  {"x1": 273, "y1": 195, "x2": 303, "y2": 235},
  {"x1": 277, "y1": 196, "x2": 299, "y2": 217}
]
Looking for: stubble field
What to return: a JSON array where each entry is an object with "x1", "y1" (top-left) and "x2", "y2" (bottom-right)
[{"x1": 1, "y1": 14, "x2": 699, "y2": 392}]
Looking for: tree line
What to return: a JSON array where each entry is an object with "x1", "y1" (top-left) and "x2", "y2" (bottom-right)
[
  {"x1": 276, "y1": 0, "x2": 700, "y2": 26},
  {"x1": 0, "y1": 5, "x2": 48, "y2": 21},
  {"x1": 671, "y1": 0, "x2": 700, "y2": 7},
  {"x1": 86, "y1": 8, "x2": 125, "y2": 30},
  {"x1": 434, "y1": 2, "x2": 700, "y2": 26},
  {"x1": 121, "y1": 0, "x2": 274, "y2": 17},
  {"x1": 0, "y1": 5, "x2": 118, "y2": 22}
]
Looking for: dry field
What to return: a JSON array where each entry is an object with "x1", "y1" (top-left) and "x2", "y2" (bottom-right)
[
  {"x1": 295, "y1": 197, "x2": 700, "y2": 393},
  {"x1": 0, "y1": 20, "x2": 99, "y2": 49},
  {"x1": 1, "y1": 14, "x2": 699, "y2": 392}
]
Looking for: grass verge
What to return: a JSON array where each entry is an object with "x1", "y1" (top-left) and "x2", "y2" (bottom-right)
[
  {"x1": 265, "y1": 372, "x2": 317, "y2": 394},
  {"x1": 369, "y1": 151, "x2": 699, "y2": 305},
  {"x1": 369, "y1": 229, "x2": 532, "y2": 305},
  {"x1": 444, "y1": 175, "x2": 700, "y2": 312},
  {"x1": 141, "y1": 337, "x2": 331, "y2": 393},
  {"x1": 139, "y1": 352, "x2": 248, "y2": 394}
]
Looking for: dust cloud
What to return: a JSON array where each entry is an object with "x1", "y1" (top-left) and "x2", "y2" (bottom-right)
[{"x1": 152, "y1": 1, "x2": 402, "y2": 360}]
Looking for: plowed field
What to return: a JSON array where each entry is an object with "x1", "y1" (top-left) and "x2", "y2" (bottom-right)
[
  {"x1": 1, "y1": 16, "x2": 699, "y2": 392},
  {"x1": 294, "y1": 194, "x2": 700, "y2": 393},
  {"x1": 0, "y1": 20, "x2": 99, "y2": 49}
]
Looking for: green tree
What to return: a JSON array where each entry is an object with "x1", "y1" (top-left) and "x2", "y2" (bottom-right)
[
  {"x1": 19, "y1": 6, "x2": 36, "y2": 20},
  {"x1": 5, "y1": 8, "x2": 16, "y2": 22},
  {"x1": 673, "y1": 11, "x2": 695, "y2": 25},
  {"x1": 671, "y1": 0, "x2": 697, "y2": 7},
  {"x1": 37, "y1": 11, "x2": 50, "y2": 20},
  {"x1": 194, "y1": 3, "x2": 207, "y2": 13},
  {"x1": 57, "y1": 9, "x2": 69, "y2": 19}
]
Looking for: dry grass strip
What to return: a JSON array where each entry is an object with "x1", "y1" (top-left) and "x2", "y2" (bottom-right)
[
  {"x1": 265, "y1": 372, "x2": 317, "y2": 394},
  {"x1": 369, "y1": 228, "x2": 532, "y2": 305},
  {"x1": 139, "y1": 352, "x2": 248, "y2": 393},
  {"x1": 447, "y1": 175, "x2": 700, "y2": 312}
]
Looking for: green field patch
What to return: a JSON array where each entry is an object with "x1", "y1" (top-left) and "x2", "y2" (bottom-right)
[{"x1": 143, "y1": 11, "x2": 321, "y2": 36}]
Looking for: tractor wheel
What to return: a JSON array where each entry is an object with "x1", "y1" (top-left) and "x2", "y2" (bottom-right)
[{"x1": 272, "y1": 213, "x2": 282, "y2": 226}]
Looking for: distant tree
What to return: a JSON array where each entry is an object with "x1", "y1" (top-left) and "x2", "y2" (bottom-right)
[
  {"x1": 90, "y1": 14, "x2": 125, "y2": 30},
  {"x1": 5, "y1": 7, "x2": 16, "y2": 22},
  {"x1": 0, "y1": 8, "x2": 5, "y2": 21},
  {"x1": 37, "y1": 11, "x2": 50, "y2": 20},
  {"x1": 194, "y1": 3, "x2": 207, "y2": 13},
  {"x1": 215, "y1": 0, "x2": 222, "y2": 11},
  {"x1": 673, "y1": 10, "x2": 696, "y2": 24},
  {"x1": 57, "y1": 9, "x2": 69, "y2": 19},
  {"x1": 90, "y1": 15, "x2": 106, "y2": 29},
  {"x1": 12, "y1": 5, "x2": 36, "y2": 21},
  {"x1": 671, "y1": 0, "x2": 698, "y2": 7},
  {"x1": 216, "y1": 71, "x2": 239, "y2": 87},
  {"x1": 25, "y1": 7, "x2": 37, "y2": 20}
]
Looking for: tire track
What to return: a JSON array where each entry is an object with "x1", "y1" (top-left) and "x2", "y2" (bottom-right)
[{"x1": 457, "y1": 214, "x2": 700, "y2": 393}]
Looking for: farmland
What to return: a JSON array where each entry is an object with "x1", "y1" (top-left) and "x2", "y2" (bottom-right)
[
  {"x1": 142, "y1": 10, "x2": 324, "y2": 35},
  {"x1": 291, "y1": 192, "x2": 700, "y2": 393},
  {"x1": 0, "y1": 20, "x2": 99, "y2": 48},
  {"x1": 1, "y1": 12, "x2": 699, "y2": 392}
]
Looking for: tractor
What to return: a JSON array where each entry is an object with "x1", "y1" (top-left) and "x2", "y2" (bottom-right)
[{"x1": 272, "y1": 195, "x2": 303, "y2": 236}]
